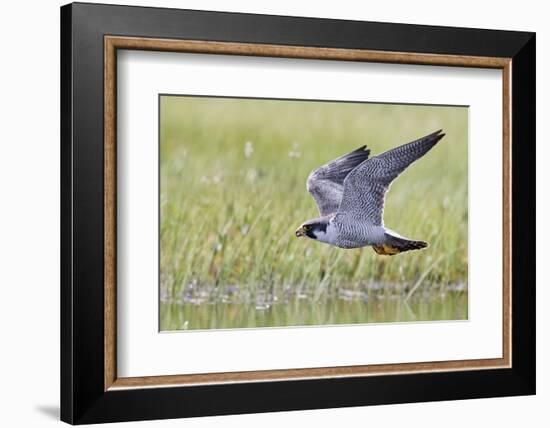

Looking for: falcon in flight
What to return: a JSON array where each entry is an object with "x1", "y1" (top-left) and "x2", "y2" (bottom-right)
[{"x1": 295, "y1": 130, "x2": 445, "y2": 255}]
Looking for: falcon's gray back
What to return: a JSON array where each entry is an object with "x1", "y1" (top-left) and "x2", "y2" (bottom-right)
[
  {"x1": 337, "y1": 130, "x2": 445, "y2": 226},
  {"x1": 306, "y1": 145, "x2": 370, "y2": 216}
]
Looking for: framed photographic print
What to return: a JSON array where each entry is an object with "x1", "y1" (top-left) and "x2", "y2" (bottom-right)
[{"x1": 60, "y1": 2, "x2": 536, "y2": 424}]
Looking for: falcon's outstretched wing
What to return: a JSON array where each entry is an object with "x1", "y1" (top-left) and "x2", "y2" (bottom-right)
[
  {"x1": 337, "y1": 130, "x2": 445, "y2": 226},
  {"x1": 306, "y1": 145, "x2": 371, "y2": 216}
]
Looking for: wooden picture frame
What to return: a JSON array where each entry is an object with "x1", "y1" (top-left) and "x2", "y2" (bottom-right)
[{"x1": 61, "y1": 2, "x2": 535, "y2": 424}]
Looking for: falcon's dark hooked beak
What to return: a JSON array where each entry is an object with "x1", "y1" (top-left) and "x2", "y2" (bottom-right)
[{"x1": 295, "y1": 226, "x2": 305, "y2": 237}]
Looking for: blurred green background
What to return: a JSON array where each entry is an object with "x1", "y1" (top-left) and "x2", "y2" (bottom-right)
[{"x1": 159, "y1": 96, "x2": 468, "y2": 331}]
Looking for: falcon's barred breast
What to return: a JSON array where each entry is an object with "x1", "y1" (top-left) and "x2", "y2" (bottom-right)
[{"x1": 295, "y1": 130, "x2": 446, "y2": 255}]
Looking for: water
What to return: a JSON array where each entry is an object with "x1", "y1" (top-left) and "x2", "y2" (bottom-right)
[{"x1": 160, "y1": 284, "x2": 467, "y2": 331}]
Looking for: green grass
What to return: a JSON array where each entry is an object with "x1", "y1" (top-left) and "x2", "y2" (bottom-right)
[{"x1": 159, "y1": 96, "x2": 468, "y2": 331}]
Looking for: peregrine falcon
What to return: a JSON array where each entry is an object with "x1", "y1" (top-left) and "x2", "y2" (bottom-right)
[{"x1": 295, "y1": 130, "x2": 445, "y2": 255}]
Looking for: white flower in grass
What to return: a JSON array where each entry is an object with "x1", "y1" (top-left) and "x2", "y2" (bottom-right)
[
  {"x1": 288, "y1": 142, "x2": 301, "y2": 158},
  {"x1": 244, "y1": 141, "x2": 254, "y2": 158},
  {"x1": 240, "y1": 224, "x2": 250, "y2": 235},
  {"x1": 200, "y1": 174, "x2": 223, "y2": 185},
  {"x1": 246, "y1": 168, "x2": 257, "y2": 182}
]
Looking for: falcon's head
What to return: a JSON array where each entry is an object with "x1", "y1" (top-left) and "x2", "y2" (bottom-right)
[{"x1": 295, "y1": 217, "x2": 333, "y2": 243}]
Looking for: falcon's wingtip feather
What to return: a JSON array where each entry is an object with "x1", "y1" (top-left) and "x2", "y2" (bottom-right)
[
  {"x1": 429, "y1": 129, "x2": 446, "y2": 141},
  {"x1": 352, "y1": 144, "x2": 371, "y2": 157},
  {"x1": 420, "y1": 129, "x2": 446, "y2": 149}
]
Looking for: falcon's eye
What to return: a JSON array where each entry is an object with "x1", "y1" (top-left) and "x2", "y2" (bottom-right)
[{"x1": 303, "y1": 225, "x2": 311, "y2": 231}]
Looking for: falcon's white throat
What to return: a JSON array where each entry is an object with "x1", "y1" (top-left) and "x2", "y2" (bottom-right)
[{"x1": 311, "y1": 220, "x2": 338, "y2": 245}]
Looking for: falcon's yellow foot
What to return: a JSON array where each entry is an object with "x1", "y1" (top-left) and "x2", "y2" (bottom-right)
[{"x1": 372, "y1": 244, "x2": 402, "y2": 256}]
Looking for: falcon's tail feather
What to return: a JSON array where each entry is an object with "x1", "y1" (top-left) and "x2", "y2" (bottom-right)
[{"x1": 372, "y1": 232, "x2": 428, "y2": 256}]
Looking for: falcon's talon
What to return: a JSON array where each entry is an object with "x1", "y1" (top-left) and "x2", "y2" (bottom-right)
[{"x1": 373, "y1": 245, "x2": 401, "y2": 255}]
